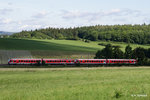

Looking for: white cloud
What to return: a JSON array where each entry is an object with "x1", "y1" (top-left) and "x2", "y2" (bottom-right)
[
  {"x1": 0, "y1": 18, "x2": 13, "y2": 24},
  {"x1": 8, "y1": 2, "x2": 13, "y2": 6},
  {"x1": 0, "y1": 8, "x2": 13, "y2": 15},
  {"x1": 60, "y1": 9, "x2": 150, "y2": 26},
  {"x1": 61, "y1": 9, "x2": 142, "y2": 20},
  {"x1": 32, "y1": 11, "x2": 49, "y2": 18},
  {"x1": 19, "y1": 25, "x2": 42, "y2": 30}
]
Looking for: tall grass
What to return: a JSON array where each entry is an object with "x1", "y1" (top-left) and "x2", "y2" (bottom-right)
[{"x1": 0, "y1": 67, "x2": 150, "y2": 100}]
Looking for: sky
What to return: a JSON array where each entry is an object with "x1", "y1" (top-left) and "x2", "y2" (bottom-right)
[{"x1": 0, "y1": 0, "x2": 150, "y2": 32}]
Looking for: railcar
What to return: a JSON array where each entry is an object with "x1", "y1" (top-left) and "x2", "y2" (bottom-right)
[
  {"x1": 43, "y1": 59, "x2": 75, "y2": 65},
  {"x1": 8, "y1": 58, "x2": 137, "y2": 65},
  {"x1": 107, "y1": 59, "x2": 137, "y2": 64},
  {"x1": 8, "y1": 58, "x2": 41, "y2": 65},
  {"x1": 76, "y1": 59, "x2": 106, "y2": 64}
]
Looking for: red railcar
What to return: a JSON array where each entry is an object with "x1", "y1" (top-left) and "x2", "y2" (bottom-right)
[
  {"x1": 8, "y1": 58, "x2": 41, "y2": 65},
  {"x1": 8, "y1": 58, "x2": 137, "y2": 65},
  {"x1": 107, "y1": 59, "x2": 137, "y2": 64},
  {"x1": 43, "y1": 59, "x2": 75, "y2": 64},
  {"x1": 76, "y1": 59, "x2": 106, "y2": 64}
]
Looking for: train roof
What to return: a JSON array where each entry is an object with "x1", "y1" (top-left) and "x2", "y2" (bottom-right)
[
  {"x1": 107, "y1": 59, "x2": 136, "y2": 60},
  {"x1": 77, "y1": 59, "x2": 106, "y2": 60},
  {"x1": 9, "y1": 58, "x2": 41, "y2": 60},
  {"x1": 43, "y1": 59, "x2": 74, "y2": 60}
]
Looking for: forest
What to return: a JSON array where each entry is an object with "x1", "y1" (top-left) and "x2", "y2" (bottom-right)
[
  {"x1": 11, "y1": 24, "x2": 150, "y2": 44},
  {"x1": 95, "y1": 44, "x2": 150, "y2": 65}
]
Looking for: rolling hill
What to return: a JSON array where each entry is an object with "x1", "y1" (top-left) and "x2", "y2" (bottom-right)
[
  {"x1": 0, "y1": 38, "x2": 150, "y2": 64},
  {"x1": 0, "y1": 31, "x2": 15, "y2": 35}
]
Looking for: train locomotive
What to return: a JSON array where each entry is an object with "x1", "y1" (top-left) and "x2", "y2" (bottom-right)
[{"x1": 8, "y1": 58, "x2": 137, "y2": 65}]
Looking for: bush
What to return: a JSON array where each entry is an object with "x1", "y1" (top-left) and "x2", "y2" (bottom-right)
[
  {"x1": 113, "y1": 89, "x2": 123, "y2": 99},
  {"x1": 85, "y1": 39, "x2": 90, "y2": 43}
]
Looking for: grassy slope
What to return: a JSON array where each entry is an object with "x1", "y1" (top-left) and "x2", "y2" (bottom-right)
[
  {"x1": 0, "y1": 38, "x2": 98, "y2": 52},
  {"x1": 0, "y1": 38, "x2": 149, "y2": 58},
  {"x1": 0, "y1": 38, "x2": 150, "y2": 51},
  {"x1": 0, "y1": 67, "x2": 150, "y2": 100}
]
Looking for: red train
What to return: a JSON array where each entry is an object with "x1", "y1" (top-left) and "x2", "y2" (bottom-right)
[{"x1": 8, "y1": 58, "x2": 137, "y2": 65}]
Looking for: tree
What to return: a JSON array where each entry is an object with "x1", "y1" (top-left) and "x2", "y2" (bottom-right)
[
  {"x1": 95, "y1": 44, "x2": 113, "y2": 59},
  {"x1": 132, "y1": 47, "x2": 147, "y2": 65},
  {"x1": 113, "y1": 47, "x2": 124, "y2": 59},
  {"x1": 95, "y1": 50, "x2": 105, "y2": 59},
  {"x1": 124, "y1": 45, "x2": 132, "y2": 59},
  {"x1": 104, "y1": 44, "x2": 113, "y2": 58}
]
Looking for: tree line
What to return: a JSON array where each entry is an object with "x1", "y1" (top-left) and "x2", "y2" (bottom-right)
[
  {"x1": 95, "y1": 44, "x2": 150, "y2": 65},
  {"x1": 11, "y1": 24, "x2": 150, "y2": 44}
]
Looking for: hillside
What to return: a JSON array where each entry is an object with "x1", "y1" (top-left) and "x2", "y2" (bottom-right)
[
  {"x1": 0, "y1": 31, "x2": 15, "y2": 35},
  {"x1": 1, "y1": 38, "x2": 150, "y2": 51},
  {"x1": 0, "y1": 38, "x2": 150, "y2": 64},
  {"x1": 11, "y1": 24, "x2": 150, "y2": 44}
]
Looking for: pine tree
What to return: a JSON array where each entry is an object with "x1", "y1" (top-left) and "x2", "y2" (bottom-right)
[{"x1": 125, "y1": 45, "x2": 132, "y2": 59}]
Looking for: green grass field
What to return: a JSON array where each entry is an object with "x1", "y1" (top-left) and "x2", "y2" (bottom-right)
[
  {"x1": 0, "y1": 38, "x2": 150, "y2": 52},
  {"x1": 0, "y1": 38, "x2": 150, "y2": 59},
  {"x1": 0, "y1": 67, "x2": 149, "y2": 100}
]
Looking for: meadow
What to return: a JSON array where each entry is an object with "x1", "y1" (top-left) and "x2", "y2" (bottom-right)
[
  {"x1": 0, "y1": 67, "x2": 150, "y2": 100},
  {"x1": 0, "y1": 38, "x2": 150, "y2": 63},
  {"x1": 0, "y1": 38, "x2": 150, "y2": 52}
]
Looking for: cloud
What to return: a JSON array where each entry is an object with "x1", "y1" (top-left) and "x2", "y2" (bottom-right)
[
  {"x1": 8, "y1": 2, "x2": 13, "y2": 6},
  {"x1": 0, "y1": 8, "x2": 13, "y2": 15},
  {"x1": 0, "y1": 18, "x2": 13, "y2": 24},
  {"x1": 19, "y1": 25, "x2": 42, "y2": 30},
  {"x1": 61, "y1": 9, "x2": 142, "y2": 21},
  {"x1": 59, "y1": 8, "x2": 149, "y2": 26},
  {"x1": 32, "y1": 11, "x2": 49, "y2": 18}
]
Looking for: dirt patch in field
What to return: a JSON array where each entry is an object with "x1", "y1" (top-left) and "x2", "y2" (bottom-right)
[
  {"x1": 31, "y1": 50, "x2": 95, "y2": 59},
  {"x1": 0, "y1": 50, "x2": 32, "y2": 64}
]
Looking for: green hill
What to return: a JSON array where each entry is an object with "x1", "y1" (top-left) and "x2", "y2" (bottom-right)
[
  {"x1": 0, "y1": 38, "x2": 150, "y2": 64},
  {"x1": 0, "y1": 38, "x2": 150, "y2": 59},
  {"x1": 1, "y1": 38, "x2": 150, "y2": 51}
]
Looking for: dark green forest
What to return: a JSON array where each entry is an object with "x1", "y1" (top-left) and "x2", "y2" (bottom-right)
[
  {"x1": 95, "y1": 44, "x2": 150, "y2": 65},
  {"x1": 11, "y1": 24, "x2": 150, "y2": 44}
]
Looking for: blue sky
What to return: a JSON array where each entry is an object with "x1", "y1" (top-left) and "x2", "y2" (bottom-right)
[{"x1": 0, "y1": 0, "x2": 150, "y2": 32}]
